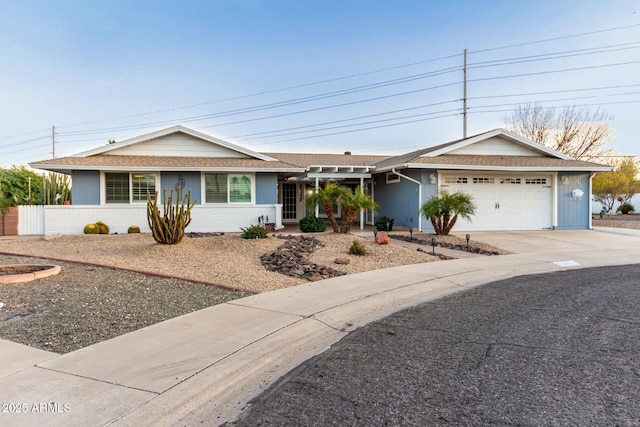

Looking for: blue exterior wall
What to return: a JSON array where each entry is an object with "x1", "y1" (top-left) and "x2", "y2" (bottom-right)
[
  {"x1": 556, "y1": 172, "x2": 590, "y2": 230},
  {"x1": 374, "y1": 169, "x2": 438, "y2": 231},
  {"x1": 160, "y1": 172, "x2": 202, "y2": 204},
  {"x1": 255, "y1": 173, "x2": 278, "y2": 204},
  {"x1": 71, "y1": 170, "x2": 100, "y2": 205}
]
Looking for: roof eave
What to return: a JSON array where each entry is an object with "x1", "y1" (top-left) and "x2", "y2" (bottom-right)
[
  {"x1": 28, "y1": 164, "x2": 305, "y2": 173},
  {"x1": 376, "y1": 163, "x2": 613, "y2": 173}
]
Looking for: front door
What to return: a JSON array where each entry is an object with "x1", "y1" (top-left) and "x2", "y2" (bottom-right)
[{"x1": 282, "y1": 183, "x2": 297, "y2": 221}]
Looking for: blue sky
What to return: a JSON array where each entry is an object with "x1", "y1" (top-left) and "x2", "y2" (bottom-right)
[{"x1": 0, "y1": 0, "x2": 638, "y2": 167}]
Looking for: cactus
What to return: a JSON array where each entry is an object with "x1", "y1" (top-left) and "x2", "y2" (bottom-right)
[
  {"x1": 96, "y1": 221, "x2": 110, "y2": 234},
  {"x1": 146, "y1": 188, "x2": 196, "y2": 244},
  {"x1": 127, "y1": 225, "x2": 141, "y2": 234},
  {"x1": 84, "y1": 223, "x2": 99, "y2": 234},
  {"x1": 41, "y1": 172, "x2": 71, "y2": 205}
]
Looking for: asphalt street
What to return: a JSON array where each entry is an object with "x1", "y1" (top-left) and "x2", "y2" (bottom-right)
[{"x1": 230, "y1": 264, "x2": 640, "y2": 426}]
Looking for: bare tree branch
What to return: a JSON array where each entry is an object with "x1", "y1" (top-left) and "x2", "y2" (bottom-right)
[{"x1": 504, "y1": 103, "x2": 615, "y2": 161}]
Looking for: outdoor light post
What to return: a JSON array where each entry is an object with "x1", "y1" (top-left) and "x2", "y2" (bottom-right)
[
  {"x1": 408, "y1": 226, "x2": 413, "y2": 241},
  {"x1": 430, "y1": 237, "x2": 436, "y2": 255},
  {"x1": 466, "y1": 234, "x2": 470, "y2": 251}
]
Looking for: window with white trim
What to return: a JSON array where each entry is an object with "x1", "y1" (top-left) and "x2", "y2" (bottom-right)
[
  {"x1": 500, "y1": 178, "x2": 521, "y2": 185},
  {"x1": 525, "y1": 178, "x2": 547, "y2": 185},
  {"x1": 472, "y1": 177, "x2": 495, "y2": 184},
  {"x1": 105, "y1": 173, "x2": 129, "y2": 204},
  {"x1": 205, "y1": 173, "x2": 253, "y2": 203},
  {"x1": 444, "y1": 176, "x2": 468, "y2": 184},
  {"x1": 105, "y1": 172, "x2": 156, "y2": 204},
  {"x1": 386, "y1": 172, "x2": 400, "y2": 184},
  {"x1": 132, "y1": 174, "x2": 156, "y2": 203}
]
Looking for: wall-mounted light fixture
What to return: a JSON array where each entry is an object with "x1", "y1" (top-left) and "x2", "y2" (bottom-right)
[
  {"x1": 561, "y1": 176, "x2": 569, "y2": 185},
  {"x1": 429, "y1": 173, "x2": 437, "y2": 185},
  {"x1": 572, "y1": 188, "x2": 584, "y2": 200}
]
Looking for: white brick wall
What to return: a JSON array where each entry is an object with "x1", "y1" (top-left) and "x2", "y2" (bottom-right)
[{"x1": 43, "y1": 204, "x2": 283, "y2": 235}]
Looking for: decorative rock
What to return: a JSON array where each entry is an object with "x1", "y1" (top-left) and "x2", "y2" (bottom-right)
[
  {"x1": 260, "y1": 235, "x2": 345, "y2": 281},
  {"x1": 375, "y1": 231, "x2": 389, "y2": 245},
  {"x1": 334, "y1": 258, "x2": 351, "y2": 265}
]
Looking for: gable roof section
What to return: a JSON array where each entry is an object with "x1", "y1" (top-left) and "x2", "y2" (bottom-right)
[
  {"x1": 401, "y1": 155, "x2": 612, "y2": 172},
  {"x1": 372, "y1": 128, "x2": 613, "y2": 172},
  {"x1": 74, "y1": 125, "x2": 278, "y2": 161},
  {"x1": 29, "y1": 155, "x2": 303, "y2": 173}
]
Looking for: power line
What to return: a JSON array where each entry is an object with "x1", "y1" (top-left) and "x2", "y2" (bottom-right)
[
  {"x1": 468, "y1": 23, "x2": 640, "y2": 55},
  {"x1": 231, "y1": 99, "x2": 460, "y2": 140},
  {"x1": 245, "y1": 112, "x2": 461, "y2": 147}
]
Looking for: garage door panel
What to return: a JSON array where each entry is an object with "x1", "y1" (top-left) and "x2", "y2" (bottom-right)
[{"x1": 441, "y1": 175, "x2": 552, "y2": 231}]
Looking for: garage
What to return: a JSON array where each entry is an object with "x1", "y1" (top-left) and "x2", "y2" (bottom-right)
[{"x1": 440, "y1": 173, "x2": 553, "y2": 231}]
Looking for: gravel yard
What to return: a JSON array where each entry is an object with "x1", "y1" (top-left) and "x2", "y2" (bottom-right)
[
  {"x1": 0, "y1": 231, "x2": 505, "y2": 354},
  {"x1": 592, "y1": 213, "x2": 640, "y2": 230}
]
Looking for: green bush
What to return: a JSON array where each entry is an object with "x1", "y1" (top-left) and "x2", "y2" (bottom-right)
[
  {"x1": 95, "y1": 221, "x2": 110, "y2": 234},
  {"x1": 83, "y1": 223, "x2": 99, "y2": 234},
  {"x1": 299, "y1": 215, "x2": 327, "y2": 232},
  {"x1": 349, "y1": 239, "x2": 366, "y2": 255},
  {"x1": 375, "y1": 216, "x2": 394, "y2": 231},
  {"x1": 617, "y1": 202, "x2": 635, "y2": 214},
  {"x1": 241, "y1": 224, "x2": 268, "y2": 239},
  {"x1": 128, "y1": 225, "x2": 141, "y2": 234}
]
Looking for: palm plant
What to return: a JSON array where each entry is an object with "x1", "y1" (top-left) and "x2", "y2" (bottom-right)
[
  {"x1": 339, "y1": 186, "x2": 377, "y2": 233},
  {"x1": 306, "y1": 182, "x2": 348, "y2": 233},
  {"x1": 420, "y1": 190, "x2": 476, "y2": 235}
]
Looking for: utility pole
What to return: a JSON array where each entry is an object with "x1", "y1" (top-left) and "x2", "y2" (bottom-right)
[
  {"x1": 51, "y1": 125, "x2": 56, "y2": 158},
  {"x1": 463, "y1": 49, "x2": 468, "y2": 139}
]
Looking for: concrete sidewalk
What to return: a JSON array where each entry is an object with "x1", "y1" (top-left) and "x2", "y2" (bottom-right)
[{"x1": 1, "y1": 227, "x2": 639, "y2": 426}]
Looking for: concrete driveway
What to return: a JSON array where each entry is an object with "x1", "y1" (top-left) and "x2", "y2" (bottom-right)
[{"x1": 1, "y1": 227, "x2": 639, "y2": 426}]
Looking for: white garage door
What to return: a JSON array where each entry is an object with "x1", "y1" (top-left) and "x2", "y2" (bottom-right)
[{"x1": 441, "y1": 174, "x2": 552, "y2": 231}]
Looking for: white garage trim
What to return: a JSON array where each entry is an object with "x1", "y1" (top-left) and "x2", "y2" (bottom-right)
[{"x1": 440, "y1": 172, "x2": 553, "y2": 231}]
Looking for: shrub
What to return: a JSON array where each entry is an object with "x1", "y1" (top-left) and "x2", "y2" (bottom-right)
[
  {"x1": 349, "y1": 239, "x2": 366, "y2": 255},
  {"x1": 128, "y1": 225, "x2": 141, "y2": 234},
  {"x1": 83, "y1": 223, "x2": 99, "y2": 234},
  {"x1": 299, "y1": 215, "x2": 327, "y2": 232},
  {"x1": 241, "y1": 224, "x2": 268, "y2": 239},
  {"x1": 375, "y1": 216, "x2": 394, "y2": 231},
  {"x1": 617, "y1": 202, "x2": 635, "y2": 214},
  {"x1": 95, "y1": 221, "x2": 110, "y2": 234}
]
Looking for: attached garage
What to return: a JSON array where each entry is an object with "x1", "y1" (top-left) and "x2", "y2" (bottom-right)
[
  {"x1": 440, "y1": 173, "x2": 552, "y2": 231},
  {"x1": 372, "y1": 128, "x2": 612, "y2": 232}
]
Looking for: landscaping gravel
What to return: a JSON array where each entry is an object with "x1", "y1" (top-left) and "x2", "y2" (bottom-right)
[
  {"x1": 0, "y1": 255, "x2": 251, "y2": 354},
  {"x1": 0, "y1": 231, "x2": 506, "y2": 355}
]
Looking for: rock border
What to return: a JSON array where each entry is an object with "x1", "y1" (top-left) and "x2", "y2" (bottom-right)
[
  {"x1": 389, "y1": 234, "x2": 503, "y2": 256},
  {"x1": 0, "y1": 264, "x2": 62, "y2": 284}
]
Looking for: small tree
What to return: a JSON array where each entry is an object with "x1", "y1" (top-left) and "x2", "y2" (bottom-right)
[
  {"x1": 339, "y1": 186, "x2": 377, "y2": 234},
  {"x1": 306, "y1": 182, "x2": 348, "y2": 233},
  {"x1": 0, "y1": 166, "x2": 43, "y2": 204},
  {"x1": 593, "y1": 157, "x2": 640, "y2": 212},
  {"x1": 420, "y1": 190, "x2": 476, "y2": 235}
]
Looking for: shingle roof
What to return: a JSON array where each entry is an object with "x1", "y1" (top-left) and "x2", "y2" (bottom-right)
[
  {"x1": 399, "y1": 155, "x2": 610, "y2": 170},
  {"x1": 29, "y1": 155, "x2": 304, "y2": 171},
  {"x1": 263, "y1": 152, "x2": 390, "y2": 167}
]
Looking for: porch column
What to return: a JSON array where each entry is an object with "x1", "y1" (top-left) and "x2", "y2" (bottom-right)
[
  {"x1": 359, "y1": 176, "x2": 364, "y2": 230},
  {"x1": 314, "y1": 176, "x2": 319, "y2": 217}
]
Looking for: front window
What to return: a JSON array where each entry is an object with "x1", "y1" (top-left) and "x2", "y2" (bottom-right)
[
  {"x1": 205, "y1": 173, "x2": 253, "y2": 203},
  {"x1": 105, "y1": 173, "x2": 129, "y2": 204},
  {"x1": 132, "y1": 174, "x2": 156, "y2": 203},
  {"x1": 105, "y1": 172, "x2": 157, "y2": 204}
]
